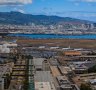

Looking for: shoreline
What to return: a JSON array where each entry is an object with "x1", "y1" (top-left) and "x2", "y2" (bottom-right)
[
  {"x1": 6, "y1": 33, "x2": 96, "y2": 40},
  {"x1": 17, "y1": 39, "x2": 96, "y2": 49},
  {"x1": 7, "y1": 33, "x2": 96, "y2": 35}
]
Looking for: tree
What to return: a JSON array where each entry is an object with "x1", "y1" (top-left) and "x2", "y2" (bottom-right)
[
  {"x1": 88, "y1": 65, "x2": 96, "y2": 73},
  {"x1": 4, "y1": 74, "x2": 11, "y2": 89},
  {"x1": 26, "y1": 55, "x2": 33, "y2": 59},
  {"x1": 80, "y1": 83, "x2": 92, "y2": 90}
]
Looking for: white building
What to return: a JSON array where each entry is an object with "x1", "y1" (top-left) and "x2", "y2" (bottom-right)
[{"x1": 0, "y1": 43, "x2": 17, "y2": 53}]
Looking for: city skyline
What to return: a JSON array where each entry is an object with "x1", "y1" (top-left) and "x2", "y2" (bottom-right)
[{"x1": 0, "y1": 0, "x2": 96, "y2": 21}]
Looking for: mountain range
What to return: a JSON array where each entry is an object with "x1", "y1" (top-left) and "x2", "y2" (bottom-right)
[{"x1": 0, "y1": 11, "x2": 93, "y2": 25}]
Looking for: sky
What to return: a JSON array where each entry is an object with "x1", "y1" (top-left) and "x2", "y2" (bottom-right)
[{"x1": 0, "y1": 0, "x2": 96, "y2": 21}]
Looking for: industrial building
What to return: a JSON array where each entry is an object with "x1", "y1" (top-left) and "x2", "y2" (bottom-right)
[
  {"x1": 58, "y1": 66, "x2": 72, "y2": 75},
  {"x1": 56, "y1": 76, "x2": 72, "y2": 90},
  {"x1": 33, "y1": 58, "x2": 45, "y2": 71},
  {"x1": 64, "y1": 51, "x2": 82, "y2": 56},
  {"x1": 50, "y1": 66, "x2": 61, "y2": 77},
  {"x1": 34, "y1": 71, "x2": 56, "y2": 90},
  {"x1": 69, "y1": 62, "x2": 88, "y2": 74},
  {"x1": 42, "y1": 59, "x2": 50, "y2": 71}
]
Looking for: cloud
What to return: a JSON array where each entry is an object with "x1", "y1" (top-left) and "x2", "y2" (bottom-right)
[
  {"x1": 0, "y1": 0, "x2": 32, "y2": 5},
  {"x1": 81, "y1": 0, "x2": 96, "y2": 2},
  {"x1": 14, "y1": 7, "x2": 25, "y2": 13},
  {"x1": 71, "y1": 0, "x2": 96, "y2": 2},
  {"x1": 18, "y1": 9, "x2": 25, "y2": 13}
]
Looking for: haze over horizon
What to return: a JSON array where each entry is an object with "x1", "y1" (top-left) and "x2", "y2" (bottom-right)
[{"x1": 0, "y1": 0, "x2": 96, "y2": 22}]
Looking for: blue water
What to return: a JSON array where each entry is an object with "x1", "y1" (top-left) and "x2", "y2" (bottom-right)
[{"x1": 8, "y1": 34, "x2": 96, "y2": 39}]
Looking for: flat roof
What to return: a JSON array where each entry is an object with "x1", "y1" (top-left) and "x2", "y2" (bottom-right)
[
  {"x1": 35, "y1": 71, "x2": 53, "y2": 82},
  {"x1": 50, "y1": 66, "x2": 61, "y2": 77},
  {"x1": 64, "y1": 51, "x2": 81, "y2": 56},
  {"x1": 33, "y1": 58, "x2": 44, "y2": 66},
  {"x1": 58, "y1": 66, "x2": 72, "y2": 75},
  {"x1": 78, "y1": 55, "x2": 96, "y2": 58},
  {"x1": 35, "y1": 82, "x2": 56, "y2": 90},
  {"x1": 79, "y1": 73, "x2": 96, "y2": 77}
]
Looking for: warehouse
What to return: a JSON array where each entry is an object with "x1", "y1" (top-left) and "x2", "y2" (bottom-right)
[
  {"x1": 56, "y1": 76, "x2": 72, "y2": 90},
  {"x1": 33, "y1": 58, "x2": 45, "y2": 71},
  {"x1": 34, "y1": 71, "x2": 56, "y2": 90}
]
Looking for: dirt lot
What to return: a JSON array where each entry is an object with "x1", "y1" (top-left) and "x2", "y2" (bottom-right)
[{"x1": 17, "y1": 39, "x2": 96, "y2": 49}]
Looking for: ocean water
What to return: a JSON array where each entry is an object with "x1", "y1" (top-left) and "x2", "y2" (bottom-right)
[{"x1": 8, "y1": 34, "x2": 96, "y2": 39}]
